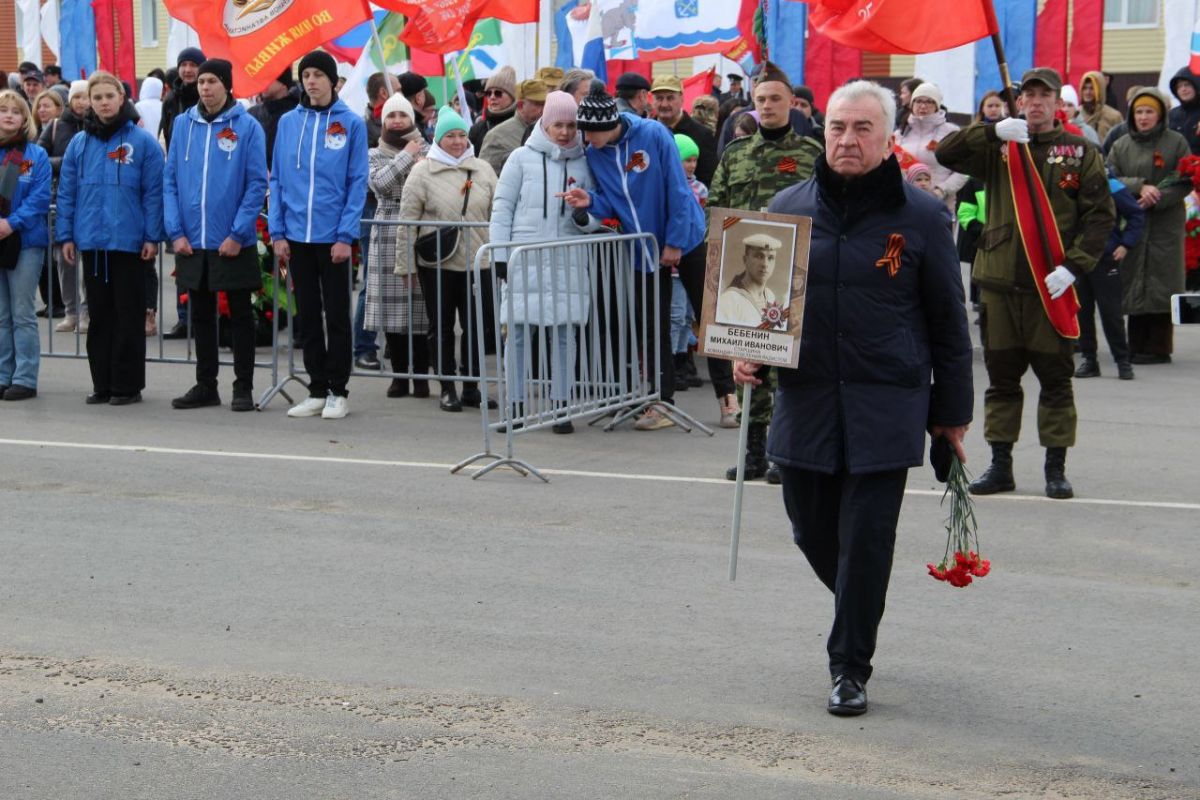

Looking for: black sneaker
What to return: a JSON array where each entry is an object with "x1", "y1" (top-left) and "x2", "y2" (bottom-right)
[
  {"x1": 230, "y1": 389, "x2": 255, "y2": 412},
  {"x1": 355, "y1": 353, "x2": 382, "y2": 370},
  {"x1": 85, "y1": 392, "x2": 110, "y2": 405},
  {"x1": 3, "y1": 385, "x2": 37, "y2": 401},
  {"x1": 552, "y1": 420, "x2": 575, "y2": 434},
  {"x1": 109, "y1": 392, "x2": 142, "y2": 406},
  {"x1": 172, "y1": 384, "x2": 221, "y2": 409}
]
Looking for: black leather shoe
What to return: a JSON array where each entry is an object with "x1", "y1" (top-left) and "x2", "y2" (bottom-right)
[
  {"x1": 386, "y1": 378, "x2": 409, "y2": 398},
  {"x1": 440, "y1": 387, "x2": 462, "y2": 412},
  {"x1": 109, "y1": 392, "x2": 142, "y2": 406},
  {"x1": 552, "y1": 420, "x2": 575, "y2": 434},
  {"x1": 172, "y1": 384, "x2": 220, "y2": 409},
  {"x1": 828, "y1": 675, "x2": 868, "y2": 716},
  {"x1": 765, "y1": 463, "x2": 781, "y2": 484},
  {"x1": 230, "y1": 389, "x2": 255, "y2": 412},
  {"x1": 969, "y1": 442, "x2": 1016, "y2": 495},
  {"x1": 412, "y1": 380, "x2": 430, "y2": 398},
  {"x1": 461, "y1": 388, "x2": 498, "y2": 409},
  {"x1": 85, "y1": 392, "x2": 110, "y2": 405},
  {"x1": 3, "y1": 385, "x2": 37, "y2": 401},
  {"x1": 162, "y1": 322, "x2": 189, "y2": 340},
  {"x1": 1117, "y1": 362, "x2": 1134, "y2": 380}
]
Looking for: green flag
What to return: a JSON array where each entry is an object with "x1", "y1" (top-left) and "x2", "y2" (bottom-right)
[{"x1": 371, "y1": 12, "x2": 407, "y2": 71}]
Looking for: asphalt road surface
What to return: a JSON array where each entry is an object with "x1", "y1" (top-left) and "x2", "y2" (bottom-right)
[{"x1": 1, "y1": 317, "x2": 1197, "y2": 799}]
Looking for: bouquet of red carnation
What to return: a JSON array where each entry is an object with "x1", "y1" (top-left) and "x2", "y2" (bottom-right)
[
  {"x1": 1177, "y1": 154, "x2": 1200, "y2": 191},
  {"x1": 927, "y1": 455, "x2": 990, "y2": 587},
  {"x1": 1185, "y1": 217, "x2": 1200, "y2": 274}
]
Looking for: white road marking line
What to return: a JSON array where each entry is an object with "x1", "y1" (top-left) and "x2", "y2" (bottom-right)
[{"x1": 0, "y1": 437, "x2": 1196, "y2": 511}]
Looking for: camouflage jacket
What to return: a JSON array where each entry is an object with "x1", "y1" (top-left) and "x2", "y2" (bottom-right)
[
  {"x1": 708, "y1": 128, "x2": 824, "y2": 216},
  {"x1": 936, "y1": 121, "x2": 1114, "y2": 291}
]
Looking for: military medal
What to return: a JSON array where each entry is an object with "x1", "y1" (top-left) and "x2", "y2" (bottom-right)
[
  {"x1": 1058, "y1": 172, "x2": 1080, "y2": 190},
  {"x1": 777, "y1": 157, "x2": 797, "y2": 174}
]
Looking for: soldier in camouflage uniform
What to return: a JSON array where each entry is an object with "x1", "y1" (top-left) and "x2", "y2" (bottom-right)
[
  {"x1": 937, "y1": 68, "x2": 1115, "y2": 499},
  {"x1": 705, "y1": 61, "x2": 824, "y2": 482}
]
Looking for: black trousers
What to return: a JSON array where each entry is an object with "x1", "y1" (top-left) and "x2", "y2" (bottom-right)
[
  {"x1": 417, "y1": 266, "x2": 495, "y2": 390},
  {"x1": 633, "y1": 265, "x2": 675, "y2": 404},
  {"x1": 1076, "y1": 256, "x2": 1129, "y2": 363},
  {"x1": 677, "y1": 243, "x2": 735, "y2": 397},
  {"x1": 83, "y1": 250, "x2": 147, "y2": 396},
  {"x1": 38, "y1": 249, "x2": 64, "y2": 312},
  {"x1": 778, "y1": 465, "x2": 909, "y2": 683},
  {"x1": 289, "y1": 242, "x2": 352, "y2": 398},
  {"x1": 188, "y1": 255, "x2": 254, "y2": 392}
]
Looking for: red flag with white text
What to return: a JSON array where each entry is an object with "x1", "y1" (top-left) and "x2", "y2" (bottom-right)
[{"x1": 162, "y1": 0, "x2": 371, "y2": 96}]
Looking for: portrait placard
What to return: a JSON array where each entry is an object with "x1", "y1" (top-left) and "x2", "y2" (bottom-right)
[{"x1": 699, "y1": 208, "x2": 811, "y2": 369}]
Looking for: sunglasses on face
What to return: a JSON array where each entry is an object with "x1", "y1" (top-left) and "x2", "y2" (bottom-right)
[{"x1": 485, "y1": 90, "x2": 507, "y2": 99}]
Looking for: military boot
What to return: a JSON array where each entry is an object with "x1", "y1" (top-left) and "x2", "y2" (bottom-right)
[
  {"x1": 1044, "y1": 447, "x2": 1074, "y2": 499},
  {"x1": 968, "y1": 442, "x2": 1016, "y2": 495},
  {"x1": 726, "y1": 424, "x2": 768, "y2": 481}
]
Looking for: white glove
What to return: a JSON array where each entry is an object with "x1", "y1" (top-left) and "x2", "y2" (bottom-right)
[
  {"x1": 1045, "y1": 265, "x2": 1076, "y2": 299},
  {"x1": 995, "y1": 118, "x2": 1029, "y2": 143}
]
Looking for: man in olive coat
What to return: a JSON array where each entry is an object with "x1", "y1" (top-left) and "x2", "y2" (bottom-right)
[
  {"x1": 737, "y1": 80, "x2": 973, "y2": 717},
  {"x1": 937, "y1": 68, "x2": 1115, "y2": 499}
]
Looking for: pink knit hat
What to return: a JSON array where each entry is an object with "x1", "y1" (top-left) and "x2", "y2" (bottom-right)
[
  {"x1": 905, "y1": 162, "x2": 932, "y2": 182},
  {"x1": 540, "y1": 90, "x2": 579, "y2": 131}
]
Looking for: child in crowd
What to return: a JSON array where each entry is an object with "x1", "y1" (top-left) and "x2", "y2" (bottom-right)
[
  {"x1": 905, "y1": 162, "x2": 937, "y2": 194},
  {"x1": 671, "y1": 134, "x2": 705, "y2": 391},
  {"x1": 1075, "y1": 169, "x2": 1146, "y2": 380}
]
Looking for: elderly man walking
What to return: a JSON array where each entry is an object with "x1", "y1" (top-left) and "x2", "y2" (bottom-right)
[{"x1": 737, "y1": 80, "x2": 973, "y2": 716}]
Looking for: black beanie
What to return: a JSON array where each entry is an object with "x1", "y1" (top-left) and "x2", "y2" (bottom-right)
[
  {"x1": 277, "y1": 65, "x2": 294, "y2": 88},
  {"x1": 577, "y1": 84, "x2": 620, "y2": 132},
  {"x1": 297, "y1": 50, "x2": 338, "y2": 88},
  {"x1": 398, "y1": 72, "x2": 428, "y2": 99},
  {"x1": 198, "y1": 59, "x2": 234, "y2": 94},
  {"x1": 177, "y1": 47, "x2": 206, "y2": 68}
]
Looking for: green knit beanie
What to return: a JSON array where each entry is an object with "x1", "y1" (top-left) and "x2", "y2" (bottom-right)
[
  {"x1": 674, "y1": 133, "x2": 699, "y2": 161},
  {"x1": 434, "y1": 106, "x2": 469, "y2": 145}
]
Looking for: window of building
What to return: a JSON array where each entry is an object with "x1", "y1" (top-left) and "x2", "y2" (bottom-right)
[
  {"x1": 142, "y1": 0, "x2": 159, "y2": 47},
  {"x1": 1104, "y1": 0, "x2": 1160, "y2": 28}
]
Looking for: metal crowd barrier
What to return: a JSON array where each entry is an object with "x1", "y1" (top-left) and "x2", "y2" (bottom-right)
[
  {"x1": 257, "y1": 218, "x2": 495, "y2": 409},
  {"x1": 452, "y1": 232, "x2": 713, "y2": 483},
  {"x1": 39, "y1": 212, "x2": 290, "y2": 410}
]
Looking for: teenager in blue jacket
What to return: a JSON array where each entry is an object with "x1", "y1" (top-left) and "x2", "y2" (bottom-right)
[
  {"x1": 164, "y1": 59, "x2": 268, "y2": 412},
  {"x1": 562, "y1": 86, "x2": 706, "y2": 431},
  {"x1": 0, "y1": 90, "x2": 52, "y2": 400},
  {"x1": 57, "y1": 72, "x2": 165, "y2": 406},
  {"x1": 268, "y1": 50, "x2": 368, "y2": 420}
]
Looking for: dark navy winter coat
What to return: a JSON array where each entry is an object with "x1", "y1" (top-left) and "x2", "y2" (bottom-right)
[{"x1": 765, "y1": 155, "x2": 973, "y2": 474}]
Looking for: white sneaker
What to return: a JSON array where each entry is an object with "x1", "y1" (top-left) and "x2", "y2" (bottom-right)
[
  {"x1": 55, "y1": 315, "x2": 77, "y2": 333},
  {"x1": 78, "y1": 313, "x2": 90, "y2": 334},
  {"x1": 321, "y1": 394, "x2": 349, "y2": 419},
  {"x1": 287, "y1": 396, "x2": 327, "y2": 418}
]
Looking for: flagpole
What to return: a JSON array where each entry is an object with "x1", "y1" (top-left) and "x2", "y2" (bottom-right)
[
  {"x1": 369, "y1": 16, "x2": 395, "y2": 97},
  {"x1": 982, "y1": 0, "x2": 1059, "y2": 275}
]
